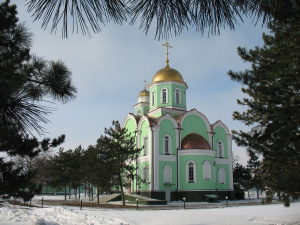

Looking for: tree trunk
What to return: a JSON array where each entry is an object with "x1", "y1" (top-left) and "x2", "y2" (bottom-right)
[
  {"x1": 64, "y1": 184, "x2": 67, "y2": 201},
  {"x1": 119, "y1": 173, "x2": 125, "y2": 206},
  {"x1": 69, "y1": 183, "x2": 71, "y2": 199},
  {"x1": 97, "y1": 187, "x2": 100, "y2": 204},
  {"x1": 79, "y1": 185, "x2": 81, "y2": 200},
  {"x1": 75, "y1": 188, "x2": 77, "y2": 201},
  {"x1": 248, "y1": 190, "x2": 250, "y2": 200},
  {"x1": 256, "y1": 188, "x2": 260, "y2": 199}
]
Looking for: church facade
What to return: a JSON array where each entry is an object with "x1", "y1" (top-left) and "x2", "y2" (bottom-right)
[{"x1": 122, "y1": 44, "x2": 234, "y2": 202}]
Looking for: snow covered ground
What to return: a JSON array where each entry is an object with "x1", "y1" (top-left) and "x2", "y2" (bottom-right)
[{"x1": 0, "y1": 196, "x2": 299, "y2": 225}]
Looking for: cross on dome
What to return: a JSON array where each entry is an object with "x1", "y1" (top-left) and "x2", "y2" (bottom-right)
[{"x1": 162, "y1": 42, "x2": 172, "y2": 67}]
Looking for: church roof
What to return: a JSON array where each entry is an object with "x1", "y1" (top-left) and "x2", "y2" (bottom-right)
[
  {"x1": 150, "y1": 65, "x2": 185, "y2": 85},
  {"x1": 138, "y1": 89, "x2": 149, "y2": 97},
  {"x1": 181, "y1": 133, "x2": 211, "y2": 150}
]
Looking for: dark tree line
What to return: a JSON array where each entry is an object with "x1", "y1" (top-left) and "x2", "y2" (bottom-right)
[{"x1": 42, "y1": 121, "x2": 140, "y2": 206}]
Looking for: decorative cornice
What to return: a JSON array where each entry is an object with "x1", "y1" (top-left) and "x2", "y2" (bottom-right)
[
  {"x1": 148, "y1": 80, "x2": 188, "y2": 89},
  {"x1": 178, "y1": 149, "x2": 216, "y2": 157},
  {"x1": 158, "y1": 154, "x2": 177, "y2": 161}
]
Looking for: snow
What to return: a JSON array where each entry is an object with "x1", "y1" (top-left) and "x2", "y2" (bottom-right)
[{"x1": 1, "y1": 196, "x2": 300, "y2": 225}]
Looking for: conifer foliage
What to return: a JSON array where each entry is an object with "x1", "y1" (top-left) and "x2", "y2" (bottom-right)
[
  {"x1": 228, "y1": 19, "x2": 300, "y2": 206},
  {"x1": 97, "y1": 120, "x2": 140, "y2": 206},
  {"x1": 0, "y1": 1, "x2": 76, "y2": 202}
]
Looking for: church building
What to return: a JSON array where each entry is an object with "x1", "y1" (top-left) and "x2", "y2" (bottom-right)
[{"x1": 122, "y1": 43, "x2": 234, "y2": 202}]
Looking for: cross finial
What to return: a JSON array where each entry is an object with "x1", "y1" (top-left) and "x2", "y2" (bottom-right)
[
  {"x1": 143, "y1": 80, "x2": 146, "y2": 90},
  {"x1": 162, "y1": 42, "x2": 172, "y2": 67}
]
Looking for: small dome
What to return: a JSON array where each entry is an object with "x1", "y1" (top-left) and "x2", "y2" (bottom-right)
[
  {"x1": 151, "y1": 66, "x2": 184, "y2": 84},
  {"x1": 181, "y1": 133, "x2": 211, "y2": 150},
  {"x1": 138, "y1": 89, "x2": 149, "y2": 97}
]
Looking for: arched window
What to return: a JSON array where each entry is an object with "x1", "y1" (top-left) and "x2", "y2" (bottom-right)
[
  {"x1": 161, "y1": 88, "x2": 168, "y2": 103},
  {"x1": 163, "y1": 165, "x2": 172, "y2": 183},
  {"x1": 152, "y1": 91, "x2": 155, "y2": 106},
  {"x1": 186, "y1": 161, "x2": 196, "y2": 183},
  {"x1": 142, "y1": 166, "x2": 148, "y2": 183},
  {"x1": 203, "y1": 161, "x2": 211, "y2": 180},
  {"x1": 217, "y1": 140, "x2": 224, "y2": 158},
  {"x1": 218, "y1": 167, "x2": 226, "y2": 184},
  {"x1": 143, "y1": 136, "x2": 148, "y2": 155},
  {"x1": 175, "y1": 88, "x2": 181, "y2": 104},
  {"x1": 163, "y1": 134, "x2": 171, "y2": 154}
]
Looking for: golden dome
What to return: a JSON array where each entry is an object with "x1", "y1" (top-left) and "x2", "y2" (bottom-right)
[
  {"x1": 151, "y1": 66, "x2": 184, "y2": 84},
  {"x1": 138, "y1": 89, "x2": 149, "y2": 97}
]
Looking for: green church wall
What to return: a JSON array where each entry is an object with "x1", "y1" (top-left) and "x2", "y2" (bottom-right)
[
  {"x1": 149, "y1": 84, "x2": 186, "y2": 111},
  {"x1": 159, "y1": 161, "x2": 177, "y2": 191},
  {"x1": 215, "y1": 164, "x2": 230, "y2": 190},
  {"x1": 159, "y1": 119, "x2": 176, "y2": 155},
  {"x1": 213, "y1": 126, "x2": 228, "y2": 158},
  {"x1": 181, "y1": 115, "x2": 209, "y2": 142},
  {"x1": 179, "y1": 155, "x2": 216, "y2": 190},
  {"x1": 125, "y1": 118, "x2": 137, "y2": 138}
]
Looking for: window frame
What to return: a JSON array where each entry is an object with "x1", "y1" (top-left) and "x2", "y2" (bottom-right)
[
  {"x1": 203, "y1": 161, "x2": 212, "y2": 180},
  {"x1": 217, "y1": 140, "x2": 224, "y2": 158},
  {"x1": 142, "y1": 165, "x2": 148, "y2": 183},
  {"x1": 163, "y1": 134, "x2": 171, "y2": 155},
  {"x1": 161, "y1": 88, "x2": 168, "y2": 104},
  {"x1": 186, "y1": 160, "x2": 196, "y2": 183},
  {"x1": 218, "y1": 167, "x2": 226, "y2": 184},
  {"x1": 143, "y1": 136, "x2": 148, "y2": 156},
  {"x1": 151, "y1": 91, "x2": 155, "y2": 106},
  {"x1": 175, "y1": 88, "x2": 181, "y2": 104}
]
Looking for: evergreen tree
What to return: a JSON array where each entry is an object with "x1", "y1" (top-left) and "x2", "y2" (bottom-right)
[
  {"x1": 247, "y1": 150, "x2": 263, "y2": 199},
  {"x1": 98, "y1": 120, "x2": 140, "y2": 206},
  {"x1": 0, "y1": 0, "x2": 76, "y2": 201},
  {"x1": 228, "y1": 19, "x2": 300, "y2": 206},
  {"x1": 25, "y1": 0, "x2": 300, "y2": 39}
]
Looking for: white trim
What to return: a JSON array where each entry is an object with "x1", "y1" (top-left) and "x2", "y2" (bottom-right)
[
  {"x1": 148, "y1": 80, "x2": 188, "y2": 90},
  {"x1": 175, "y1": 88, "x2": 181, "y2": 104},
  {"x1": 212, "y1": 121, "x2": 230, "y2": 135},
  {"x1": 157, "y1": 114, "x2": 178, "y2": 128},
  {"x1": 159, "y1": 154, "x2": 176, "y2": 161},
  {"x1": 186, "y1": 160, "x2": 196, "y2": 183},
  {"x1": 226, "y1": 133, "x2": 234, "y2": 190},
  {"x1": 139, "y1": 155, "x2": 150, "y2": 162},
  {"x1": 203, "y1": 161, "x2": 212, "y2": 180},
  {"x1": 161, "y1": 87, "x2": 169, "y2": 104},
  {"x1": 152, "y1": 126, "x2": 161, "y2": 190},
  {"x1": 142, "y1": 165, "x2": 148, "y2": 183},
  {"x1": 215, "y1": 158, "x2": 229, "y2": 164},
  {"x1": 143, "y1": 136, "x2": 148, "y2": 156},
  {"x1": 180, "y1": 109, "x2": 212, "y2": 134},
  {"x1": 163, "y1": 134, "x2": 172, "y2": 154},
  {"x1": 151, "y1": 90, "x2": 155, "y2": 106},
  {"x1": 218, "y1": 167, "x2": 226, "y2": 184},
  {"x1": 148, "y1": 107, "x2": 186, "y2": 116},
  {"x1": 163, "y1": 165, "x2": 172, "y2": 184},
  {"x1": 217, "y1": 140, "x2": 224, "y2": 158},
  {"x1": 178, "y1": 149, "x2": 216, "y2": 157},
  {"x1": 122, "y1": 113, "x2": 138, "y2": 129}
]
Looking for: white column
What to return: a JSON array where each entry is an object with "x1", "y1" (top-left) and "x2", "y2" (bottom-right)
[
  {"x1": 147, "y1": 127, "x2": 153, "y2": 191},
  {"x1": 152, "y1": 126, "x2": 161, "y2": 190},
  {"x1": 226, "y1": 134, "x2": 234, "y2": 190},
  {"x1": 207, "y1": 132, "x2": 214, "y2": 149}
]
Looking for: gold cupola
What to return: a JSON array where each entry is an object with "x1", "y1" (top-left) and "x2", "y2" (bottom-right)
[
  {"x1": 150, "y1": 42, "x2": 185, "y2": 85},
  {"x1": 151, "y1": 66, "x2": 184, "y2": 84}
]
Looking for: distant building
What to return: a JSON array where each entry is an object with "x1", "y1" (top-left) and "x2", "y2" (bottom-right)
[{"x1": 123, "y1": 43, "x2": 234, "y2": 202}]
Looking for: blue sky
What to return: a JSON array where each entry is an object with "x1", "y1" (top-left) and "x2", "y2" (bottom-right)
[{"x1": 10, "y1": 1, "x2": 269, "y2": 165}]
